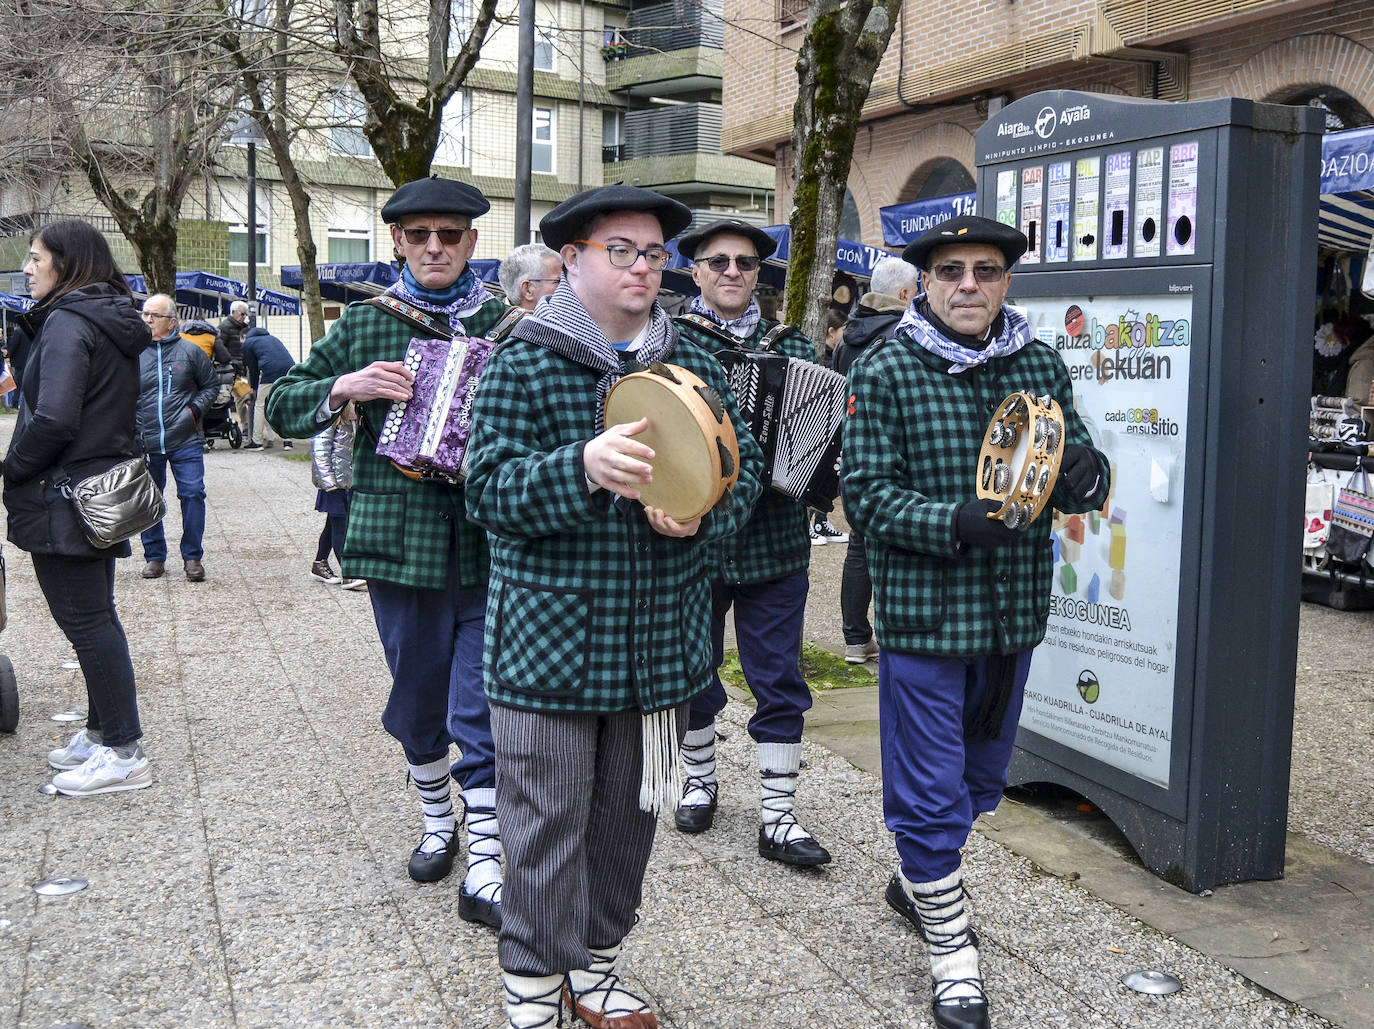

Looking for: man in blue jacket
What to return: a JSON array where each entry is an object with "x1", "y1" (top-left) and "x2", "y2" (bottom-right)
[
  {"x1": 241, "y1": 324, "x2": 296, "y2": 451},
  {"x1": 135, "y1": 294, "x2": 218, "y2": 582}
]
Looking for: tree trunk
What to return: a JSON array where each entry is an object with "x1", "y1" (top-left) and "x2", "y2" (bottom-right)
[{"x1": 784, "y1": 1, "x2": 900, "y2": 343}]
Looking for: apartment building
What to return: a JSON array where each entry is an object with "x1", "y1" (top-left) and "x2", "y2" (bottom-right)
[
  {"x1": 724, "y1": 0, "x2": 1374, "y2": 244},
  {"x1": 2, "y1": 0, "x2": 774, "y2": 329}
]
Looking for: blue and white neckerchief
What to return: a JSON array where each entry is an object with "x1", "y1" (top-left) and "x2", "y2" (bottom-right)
[
  {"x1": 389, "y1": 264, "x2": 492, "y2": 332},
  {"x1": 894, "y1": 294, "x2": 1031, "y2": 373},
  {"x1": 690, "y1": 294, "x2": 761, "y2": 340}
]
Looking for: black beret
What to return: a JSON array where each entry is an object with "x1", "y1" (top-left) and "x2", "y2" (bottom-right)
[
  {"x1": 380, "y1": 175, "x2": 491, "y2": 223},
  {"x1": 677, "y1": 218, "x2": 777, "y2": 261},
  {"x1": 902, "y1": 215, "x2": 1028, "y2": 270},
  {"x1": 540, "y1": 185, "x2": 693, "y2": 251}
]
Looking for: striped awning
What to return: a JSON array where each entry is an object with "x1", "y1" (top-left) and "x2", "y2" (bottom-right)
[
  {"x1": 1320, "y1": 125, "x2": 1374, "y2": 253},
  {"x1": 1318, "y1": 190, "x2": 1374, "y2": 252}
]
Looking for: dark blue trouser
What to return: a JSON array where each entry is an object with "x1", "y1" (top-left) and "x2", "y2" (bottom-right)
[
  {"x1": 367, "y1": 552, "x2": 493, "y2": 790},
  {"x1": 140, "y1": 443, "x2": 207, "y2": 563},
  {"x1": 689, "y1": 569, "x2": 812, "y2": 743},
  {"x1": 879, "y1": 648, "x2": 1031, "y2": 882},
  {"x1": 30, "y1": 554, "x2": 141, "y2": 749}
]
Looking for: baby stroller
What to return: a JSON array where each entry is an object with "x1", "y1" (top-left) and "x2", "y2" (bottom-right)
[{"x1": 184, "y1": 320, "x2": 244, "y2": 450}]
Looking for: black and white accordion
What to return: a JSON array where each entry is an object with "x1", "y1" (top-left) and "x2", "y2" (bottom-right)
[{"x1": 683, "y1": 317, "x2": 846, "y2": 511}]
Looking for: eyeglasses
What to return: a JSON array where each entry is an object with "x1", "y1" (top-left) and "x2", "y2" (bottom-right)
[
  {"x1": 400, "y1": 226, "x2": 471, "y2": 246},
  {"x1": 141, "y1": 310, "x2": 175, "y2": 320},
  {"x1": 696, "y1": 254, "x2": 762, "y2": 273},
  {"x1": 575, "y1": 239, "x2": 671, "y2": 270},
  {"x1": 930, "y1": 263, "x2": 1006, "y2": 283}
]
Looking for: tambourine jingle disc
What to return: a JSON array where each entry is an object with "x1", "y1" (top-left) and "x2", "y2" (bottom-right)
[{"x1": 604, "y1": 377, "x2": 718, "y2": 521}]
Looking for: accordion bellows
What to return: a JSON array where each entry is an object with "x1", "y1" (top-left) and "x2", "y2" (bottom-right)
[
  {"x1": 375, "y1": 334, "x2": 495, "y2": 482},
  {"x1": 719, "y1": 350, "x2": 846, "y2": 511}
]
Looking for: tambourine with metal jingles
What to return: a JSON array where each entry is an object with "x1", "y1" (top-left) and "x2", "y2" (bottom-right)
[
  {"x1": 975, "y1": 391, "x2": 1065, "y2": 530},
  {"x1": 602, "y1": 362, "x2": 740, "y2": 521}
]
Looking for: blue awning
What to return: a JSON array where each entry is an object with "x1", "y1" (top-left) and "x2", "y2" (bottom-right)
[
  {"x1": 878, "y1": 192, "x2": 978, "y2": 246},
  {"x1": 761, "y1": 225, "x2": 897, "y2": 278},
  {"x1": 0, "y1": 292, "x2": 34, "y2": 314},
  {"x1": 1320, "y1": 125, "x2": 1374, "y2": 253},
  {"x1": 126, "y1": 271, "x2": 301, "y2": 315}
]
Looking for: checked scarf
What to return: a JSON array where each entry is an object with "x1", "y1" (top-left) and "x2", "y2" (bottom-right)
[
  {"x1": 387, "y1": 264, "x2": 493, "y2": 332},
  {"x1": 513, "y1": 279, "x2": 676, "y2": 428},
  {"x1": 689, "y1": 294, "x2": 761, "y2": 339},
  {"x1": 895, "y1": 294, "x2": 1032, "y2": 374}
]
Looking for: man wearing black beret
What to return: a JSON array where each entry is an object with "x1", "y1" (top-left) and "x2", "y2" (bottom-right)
[
  {"x1": 267, "y1": 175, "x2": 509, "y2": 925},
  {"x1": 842, "y1": 215, "x2": 1109, "y2": 1029},
  {"x1": 465, "y1": 186, "x2": 763, "y2": 1029},
  {"x1": 669, "y1": 217, "x2": 833, "y2": 869}
]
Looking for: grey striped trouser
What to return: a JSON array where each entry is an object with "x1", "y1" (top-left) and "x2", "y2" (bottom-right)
[{"x1": 490, "y1": 701, "x2": 686, "y2": 976}]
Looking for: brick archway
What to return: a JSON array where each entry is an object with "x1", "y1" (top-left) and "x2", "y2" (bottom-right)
[
  {"x1": 849, "y1": 121, "x2": 976, "y2": 242},
  {"x1": 1225, "y1": 33, "x2": 1374, "y2": 117}
]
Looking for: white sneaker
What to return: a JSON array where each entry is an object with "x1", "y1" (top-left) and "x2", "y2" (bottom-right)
[
  {"x1": 845, "y1": 639, "x2": 880, "y2": 664},
  {"x1": 52, "y1": 745, "x2": 152, "y2": 796},
  {"x1": 48, "y1": 728, "x2": 100, "y2": 771},
  {"x1": 340, "y1": 578, "x2": 367, "y2": 591}
]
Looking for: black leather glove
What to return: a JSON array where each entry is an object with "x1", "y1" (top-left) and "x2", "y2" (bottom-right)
[
  {"x1": 955, "y1": 498, "x2": 1022, "y2": 549},
  {"x1": 1060, "y1": 444, "x2": 1102, "y2": 501}
]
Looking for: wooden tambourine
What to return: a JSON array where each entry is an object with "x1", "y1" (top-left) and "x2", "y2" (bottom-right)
[
  {"x1": 975, "y1": 391, "x2": 1065, "y2": 530},
  {"x1": 603, "y1": 362, "x2": 740, "y2": 521}
]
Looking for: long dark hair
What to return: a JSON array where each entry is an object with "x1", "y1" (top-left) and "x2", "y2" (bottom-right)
[{"x1": 30, "y1": 219, "x2": 131, "y2": 307}]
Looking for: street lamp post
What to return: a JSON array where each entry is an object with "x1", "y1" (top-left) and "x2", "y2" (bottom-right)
[{"x1": 229, "y1": 115, "x2": 268, "y2": 324}]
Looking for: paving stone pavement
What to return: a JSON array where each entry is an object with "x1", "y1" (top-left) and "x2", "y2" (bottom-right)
[{"x1": 0, "y1": 427, "x2": 1356, "y2": 1028}]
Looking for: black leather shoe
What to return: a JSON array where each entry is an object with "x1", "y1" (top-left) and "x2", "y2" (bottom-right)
[
  {"x1": 758, "y1": 827, "x2": 831, "y2": 866},
  {"x1": 184, "y1": 559, "x2": 206, "y2": 582},
  {"x1": 885, "y1": 874, "x2": 980, "y2": 947},
  {"x1": 458, "y1": 885, "x2": 502, "y2": 929},
  {"x1": 142, "y1": 561, "x2": 165, "y2": 579},
  {"x1": 674, "y1": 798, "x2": 716, "y2": 833},
  {"x1": 407, "y1": 832, "x2": 457, "y2": 883},
  {"x1": 932, "y1": 998, "x2": 989, "y2": 1029}
]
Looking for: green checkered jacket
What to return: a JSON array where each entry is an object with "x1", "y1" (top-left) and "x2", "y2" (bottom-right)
[
  {"x1": 841, "y1": 325, "x2": 1108, "y2": 657},
  {"x1": 265, "y1": 299, "x2": 510, "y2": 590},
  {"x1": 673, "y1": 315, "x2": 815, "y2": 584},
  {"x1": 464, "y1": 333, "x2": 764, "y2": 715}
]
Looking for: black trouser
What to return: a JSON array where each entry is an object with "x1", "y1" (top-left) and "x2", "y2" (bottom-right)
[
  {"x1": 840, "y1": 526, "x2": 874, "y2": 645},
  {"x1": 315, "y1": 513, "x2": 349, "y2": 563},
  {"x1": 30, "y1": 553, "x2": 142, "y2": 749}
]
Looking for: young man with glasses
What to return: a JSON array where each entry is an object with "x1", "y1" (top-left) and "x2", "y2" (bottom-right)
[
  {"x1": 669, "y1": 218, "x2": 833, "y2": 869},
  {"x1": 134, "y1": 294, "x2": 217, "y2": 582},
  {"x1": 841, "y1": 216, "x2": 1109, "y2": 1029},
  {"x1": 464, "y1": 186, "x2": 762, "y2": 1029},
  {"x1": 266, "y1": 177, "x2": 509, "y2": 930}
]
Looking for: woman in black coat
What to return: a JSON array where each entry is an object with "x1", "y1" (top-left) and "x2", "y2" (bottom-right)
[{"x1": 1, "y1": 219, "x2": 154, "y2": 796}]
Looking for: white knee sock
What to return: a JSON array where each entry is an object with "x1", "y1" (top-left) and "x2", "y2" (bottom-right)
[
  {"x1": 408, "y1": 758, "x2": 455, "y2": 855},
  {"x1": 567, "y1": 942, "x2": 654, "y2": 1019},
  {"x1": 462, "y1": 787, "x2": 503, "y2": 900},
  {"x1": 680, "y1": 725, "x2": 717, "y2": 808},
  {"x1": 758, "y1": 741, "x2": 815, "y2": 846},
  {"x1": 502, "y1": 971, "x2": 563, "y2": 1029},
  {"x1": 901, "y1": 867, "x2": 984, "y2": 1005}
]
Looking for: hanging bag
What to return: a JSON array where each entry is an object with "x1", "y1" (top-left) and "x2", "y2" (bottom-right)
[
  {"x1": 1303, "y1": 464, "x2": 1334, "y2": 557},
  {"x1": 1324, "y1": 463, "x2": 1374, "y2": 565},
  {"x1": 53, "y1": 457, "x2": 167, "y2": 549}
]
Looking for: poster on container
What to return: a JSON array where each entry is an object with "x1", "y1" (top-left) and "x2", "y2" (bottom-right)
[
  {"x1": 1016, "y1": 292, "x2": 1193, "y2": 789},
  {"x1": 1019, "y1": 166, "x2": 1044, "y2": 264}
]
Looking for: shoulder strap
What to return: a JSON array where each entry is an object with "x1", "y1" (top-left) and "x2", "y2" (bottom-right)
[
  {"x1": 674, "y1": 312, "x2": 744, "y2": 350},
  {"x1": 361, "y1": 295, "x2": 452, "y2": 339},
  {"x1": 757, "y1": 322, "x2": 794, "y2": 353}
]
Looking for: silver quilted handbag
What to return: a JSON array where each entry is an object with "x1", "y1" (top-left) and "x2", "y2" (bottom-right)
[{"x1": 58, "y1": 457, "x2": 167, "y2": 549}]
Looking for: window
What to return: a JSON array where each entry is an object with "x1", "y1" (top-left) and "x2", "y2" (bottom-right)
[
  {"x1": 435, "y1": 91, "x2": 470, "y2": 168},
  {"x1": 328, "y1": 231, "x2": 370, "y2": 263},
  {"x1": 236, "y1": 0, "x2": 272, "y2": 27},
  {"x1": 449, "y1": 0, "x2": 473, "y2": 44},
  {"x1": 535, "y1": 24, "x2": 556, "y2": 72},
  {"x1": 229, "y1": 227, "x2": 268, "y2": 267},
  {"x1": 532, "y1": 106, "x2": 555, "y2": 175},
  {"x1": 329, "y1": 86, "x2": 371, "y2": 158},
  {"x1": 602, "y1": 109, "x2": 624, "y2": 163}
]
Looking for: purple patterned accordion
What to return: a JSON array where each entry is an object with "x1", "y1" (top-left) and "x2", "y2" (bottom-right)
[{"x1": 375, "y1": 334, "x2": 495, "y2": 482}]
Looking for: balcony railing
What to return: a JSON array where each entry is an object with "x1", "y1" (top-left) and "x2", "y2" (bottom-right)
[
  {"x1": 604, "y1": 0, "x2": 723, "y2": 60},
  {"x1": 622, "y1": 103, "x2": 721, "y2": 160}
]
